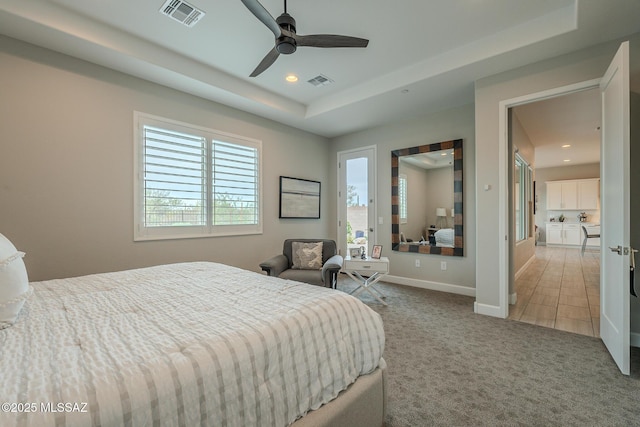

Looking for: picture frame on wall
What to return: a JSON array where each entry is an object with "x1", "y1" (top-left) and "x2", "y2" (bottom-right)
[{"x1": 279, "y1": 176, "x2": 321, "y2": 219}]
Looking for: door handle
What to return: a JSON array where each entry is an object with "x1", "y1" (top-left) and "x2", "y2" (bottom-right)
[{"x1": 610, "y1": 245, "x2": 623, "y2": 255}]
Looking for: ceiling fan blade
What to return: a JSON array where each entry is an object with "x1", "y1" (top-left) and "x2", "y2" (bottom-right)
[
  {"x1": 240, "y1": 0, "x2": 282, "y2": 38},
  {"x1": 295, "y1": 34, "x2": 369, "y2": 48},
  {"x1": 250, "y1": 47, "x2": 280, "y2": 77}
]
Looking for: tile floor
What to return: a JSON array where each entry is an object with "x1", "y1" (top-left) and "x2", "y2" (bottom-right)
[{"x1": 508, "y1": 245, "x2": 600, "y2": 337}]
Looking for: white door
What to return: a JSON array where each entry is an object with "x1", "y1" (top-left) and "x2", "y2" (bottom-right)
[
  {"x1": 600, "y1": 41, "x2": 630, "y2": 375},
  {"x1": 337, "y1": 147, "x2": 376, "y2": 257}
]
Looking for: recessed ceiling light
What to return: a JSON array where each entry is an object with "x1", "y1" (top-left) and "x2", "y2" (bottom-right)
[
  {"x1": 285, "y1": 74, "x2": 298, "y2": 83},
  {"x1": 563, "y1": 159, "x2": 571, "y2": 162},
  {"x1": 562, "y1": 144, "x2": 571, "y2": 148},
  {"x1": 441, "y1": 152, "x2": 447, "y2": 156}
]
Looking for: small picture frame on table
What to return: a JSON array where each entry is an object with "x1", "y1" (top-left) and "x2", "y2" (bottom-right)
[
  {"x1": 349, "y1": 247, "x2": 361, "y2": 258},
  {"x1": 371, "y1": 245, "x2": 383, "y2": 259}
]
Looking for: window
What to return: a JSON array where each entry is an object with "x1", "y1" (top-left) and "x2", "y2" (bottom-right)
[
  {"x1": 514, "y1": 153, "x2": 532, "y2": 242},
  {"x1": 134, "y1": 112, "x2": 262, "y2": 240},
  {"x1": 398, "y1": 174, "x2": 407, "y2": 224}
]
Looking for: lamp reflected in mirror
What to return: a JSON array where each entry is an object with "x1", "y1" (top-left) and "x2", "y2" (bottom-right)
[{"x1": 435, "y1": 207, "x2": 447, "y2": 229}]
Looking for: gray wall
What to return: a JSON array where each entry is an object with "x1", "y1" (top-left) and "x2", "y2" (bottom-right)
[
  {"x1": 511, "y1": 110, "x2": 536, "y2": 284},
  {"x1": 399, "y1": 162, "x2": 429, "y2": 241},
  {"x1": 424, "y1": 167, "x2": 455, "y2": 230},
  {"x1": 0, "y1": 36, "x2": 332, "y2": 281},
  {"x1": 400, "y1": 163, "x2": 454, "y2": 241},
  {"x1": 330, "y1": 104, "x2": 476, "y2": 291}
]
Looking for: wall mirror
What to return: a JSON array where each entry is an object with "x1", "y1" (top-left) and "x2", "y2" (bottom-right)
[{"x1": 391, "y1": 139, "x2": 463, "y2": 256}]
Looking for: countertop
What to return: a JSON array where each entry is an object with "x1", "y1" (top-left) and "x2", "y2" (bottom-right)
[{"x1": 545, "y1": 221, "x2": 600, "y2": 226}]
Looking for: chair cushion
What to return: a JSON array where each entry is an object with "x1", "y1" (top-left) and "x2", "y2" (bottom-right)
[
  {"x1": 291, "y1": 241, "x2": 323, "y2": 270},
  {"x1": 279, "y1": 269, "x2": 324, "y2": 287}
]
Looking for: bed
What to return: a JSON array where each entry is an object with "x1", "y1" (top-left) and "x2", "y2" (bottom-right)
[
  {"x1": 434, "y1": 228, "x2": 455, "y2": 248},
  {"x1": 0, "y1": 261, "x2": 386, "y2": 427}
]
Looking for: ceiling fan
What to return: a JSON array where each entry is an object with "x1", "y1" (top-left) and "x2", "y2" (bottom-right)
[{"x1": 240, "y1": 0, "x2": 369, "y2": 77}]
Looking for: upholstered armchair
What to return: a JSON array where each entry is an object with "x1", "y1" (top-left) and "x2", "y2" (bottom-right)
[{"x1": 260, "y1": 239, "x2": 343, "y2": 288}]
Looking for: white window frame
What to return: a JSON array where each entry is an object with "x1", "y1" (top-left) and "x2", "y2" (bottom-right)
[
  {"x1": 398, "y1": 173, "x2": 408, "y2": 224},
  {"x1": 514, "y1": 153, "x2": 532, "y2": 242},
  {"x1": 133, "y1": 112, "x2": 263, "y2": 241}
]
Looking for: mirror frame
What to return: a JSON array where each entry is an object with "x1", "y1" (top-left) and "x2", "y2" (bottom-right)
[{"x1": 391, "y1": 139, "x2": 464, "y2": 256}]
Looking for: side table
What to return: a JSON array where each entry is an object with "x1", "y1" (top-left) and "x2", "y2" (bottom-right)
[{"x1": 343, "y1": 256, "x2": 389, "y2": 305}]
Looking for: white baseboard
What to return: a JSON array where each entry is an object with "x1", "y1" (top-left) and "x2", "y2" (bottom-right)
[
  {"x1": 515, "y1": 254, "x2": 536, "y2": 279},
  {"x1": 384, "y1": 275, "x2": 476, "y2": 297},
  {"x1": 474, "y1": 301, "x2": 506, "y2": 318},
  {"x1": 631, "y1": 331, "x2": 640, "y2": 348}
]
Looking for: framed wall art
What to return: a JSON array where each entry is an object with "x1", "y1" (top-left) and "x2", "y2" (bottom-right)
[{"x1": 279, "y1": 176, "x2": 321, "y2": 219}]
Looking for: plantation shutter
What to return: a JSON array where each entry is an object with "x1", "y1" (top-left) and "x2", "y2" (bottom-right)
[
  {"x1": 212, "y1": 140, "x2": 259, "y2": 225},
  {"x1": 143, "y1": 125, "x2": 206, "y2": 227},
  {"x1": 399, "y1": 174, "x2": 407, "y2": 223}
]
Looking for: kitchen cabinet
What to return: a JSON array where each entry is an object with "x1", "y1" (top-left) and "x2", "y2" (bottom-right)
[
  {"x1": 562, "y1": 223, "x2": 581, "y2": 245},
  {"x1": 546, "y1": 181, "x2": 577, "y2": 209},
  {"x1": 546, "y1": 222, "x2": 582, "y2": 246},
  {"x1": 546, "y1": 223, "x2": 564, "y2": 245},
  {"x1": 546, "y1": 179, "x2": 599, "y2": 210},
  {"x1": 577, "y1": 180, "x2": 600, "y2": 210}
]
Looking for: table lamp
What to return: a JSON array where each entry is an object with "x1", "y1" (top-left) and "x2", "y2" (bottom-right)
[{"x1": 436, "y1": 207, "x2": 447, "y2": 229}]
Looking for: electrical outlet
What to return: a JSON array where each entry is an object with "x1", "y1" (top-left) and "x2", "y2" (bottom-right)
[
  {"x1": 415, "y1": 259, "x2": 420, "y2": 268},
  {"x1": 440, "y1": 261, "x2": 447, "y2": 270}
]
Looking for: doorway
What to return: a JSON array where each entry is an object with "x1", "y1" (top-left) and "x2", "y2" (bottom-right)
[
  {"x1": 337, "y1": 146, "x2": 377, "y2": 257},
  {"x1": 507, "y1": 89, "x2": 602, "y2": 337},
  {"x1": 496, "y1": 42, "x2": 632, "y2": 375}
]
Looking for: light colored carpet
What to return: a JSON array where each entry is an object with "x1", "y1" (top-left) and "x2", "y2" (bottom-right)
[{"x1": 336, "y1": 276, "x2": 640, "y2": 427}]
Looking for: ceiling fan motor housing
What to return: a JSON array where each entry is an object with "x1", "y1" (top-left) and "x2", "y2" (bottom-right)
[
  {"x1": 276, "y1": 13, "x2": 296, "y2": 33},
  {"x1": 276, "y1": 13, "x2": 297, "y2": 54},
  {"x1": 243, "y1": 0, "x2": 369, "y2": 76}
]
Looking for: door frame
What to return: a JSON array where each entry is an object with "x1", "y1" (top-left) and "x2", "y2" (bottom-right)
[
  {"x1": 497, "y1": 78, "x2": 601, "y2": 318},
  {"x1": 337, "y1": 145, "x2": 377, "y2": 257}
]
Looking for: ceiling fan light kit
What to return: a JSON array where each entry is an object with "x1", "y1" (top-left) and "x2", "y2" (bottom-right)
[{"x1": 240, "y1": 0, "x2": 369, "y2": 77}]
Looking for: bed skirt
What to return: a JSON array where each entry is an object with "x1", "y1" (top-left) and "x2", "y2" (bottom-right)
[{"x1": 293, "y1": 362, "x2": 387, "y2": 427}]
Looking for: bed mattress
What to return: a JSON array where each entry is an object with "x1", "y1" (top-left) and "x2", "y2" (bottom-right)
[{"x1": 0, "y1": 262, "x2": 385, "y2": 426}]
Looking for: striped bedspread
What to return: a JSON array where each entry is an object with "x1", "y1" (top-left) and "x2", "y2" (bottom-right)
[{"x1": 0, "y1": 262, "x2": 385, "y2": 427}]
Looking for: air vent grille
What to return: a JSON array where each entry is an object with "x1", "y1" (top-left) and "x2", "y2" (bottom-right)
[
  {"x1": 307, "y1": 74, "x2": 334, "y2": 87},
  {"x1": 160, "y1": 0, "x2": 205, "y2": 27}
]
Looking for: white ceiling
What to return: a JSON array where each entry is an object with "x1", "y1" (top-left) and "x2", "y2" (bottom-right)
[
  {"x1": 513, "y1": 88, "x2": 601, "y2": 169},
  {"x1": 1, "y1": 0, "x2": 639, "y2": 138},
  {"x1": 402, "y1": 150, "x2": 454, "y2": 170}
]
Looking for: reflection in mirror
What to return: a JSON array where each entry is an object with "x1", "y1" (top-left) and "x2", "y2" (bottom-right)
[{"x1": 392, "y1": 139, "x2": 463, "y2": 256}]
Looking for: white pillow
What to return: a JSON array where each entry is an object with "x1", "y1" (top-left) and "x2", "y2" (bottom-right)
[
  {"x1": 0, "y1": 233, "x2": 30, "y2": 329},
  {"x1": 291, "y1": 241, "x2": 324, "y2": 270},
  {"x1": 434, "y1": 228, "x2": 455, "y2": 248}
]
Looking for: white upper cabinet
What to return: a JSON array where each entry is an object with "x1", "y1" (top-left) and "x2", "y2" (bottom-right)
[
  {"x1": 577, "y1": 179, "x2": 600, "y2": 210},
  {"x1": 546, "y1": 179, "x2": 599, "y2": 210}
]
